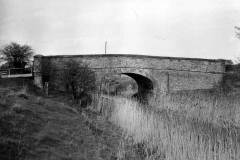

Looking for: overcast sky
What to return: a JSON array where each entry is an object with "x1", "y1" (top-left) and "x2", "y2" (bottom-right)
[{"x1": 0, "y1": 0, "x2": 240, "y2": 60}]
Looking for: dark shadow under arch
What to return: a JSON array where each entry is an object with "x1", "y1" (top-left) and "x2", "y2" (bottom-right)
[{"x1": 122, "y1": 73, "x2": 154, "y2": 103}]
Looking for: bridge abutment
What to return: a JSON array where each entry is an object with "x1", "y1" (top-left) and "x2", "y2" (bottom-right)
[{"x1": 33, "y1": 55, "x2": 44, "y2": 89}]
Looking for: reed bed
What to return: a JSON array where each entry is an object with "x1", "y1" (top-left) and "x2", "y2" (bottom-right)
[
  {"x1": 100, "y1": 91, "x2": 240, "y2": 160},
  {"x1": 155, "y1": 90, "x2": 240, "y2": 128}
]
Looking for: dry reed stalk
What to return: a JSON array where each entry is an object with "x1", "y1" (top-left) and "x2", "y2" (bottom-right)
[{"x1": 100, "y1": 94, "x2": 240, "y2": 160}]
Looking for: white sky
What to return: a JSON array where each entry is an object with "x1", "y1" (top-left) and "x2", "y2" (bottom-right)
[{"x1": 0, "y1": 0, "x2": 240, "y2": 60}]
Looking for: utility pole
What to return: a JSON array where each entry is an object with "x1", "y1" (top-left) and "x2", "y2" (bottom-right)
[{"x1": 105, "y1": 41, "x2": 107, "y2": 54}]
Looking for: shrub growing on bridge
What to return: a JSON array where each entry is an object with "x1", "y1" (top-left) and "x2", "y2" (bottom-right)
[{"x1": 62, "y1": 60, "x2": 96, "y2": 107}]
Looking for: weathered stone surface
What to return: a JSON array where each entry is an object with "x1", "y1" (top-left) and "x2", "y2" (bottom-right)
[{"x1": 33, "y1": 54, "x2": 231, "y2": 96}]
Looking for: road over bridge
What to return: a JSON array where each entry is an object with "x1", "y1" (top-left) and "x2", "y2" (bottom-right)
[{"x1": 33, "y1": 54, "x2": 231, "y2": 99}]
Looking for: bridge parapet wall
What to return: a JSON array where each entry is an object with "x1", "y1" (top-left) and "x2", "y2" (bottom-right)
[{"x1": 41, "y1": 54, "x2": 226, "y2": 73}]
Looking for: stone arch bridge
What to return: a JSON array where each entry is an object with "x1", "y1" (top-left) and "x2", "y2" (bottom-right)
[{"x1": 33, "y1": 54, "x2": 231, "y2": 99}]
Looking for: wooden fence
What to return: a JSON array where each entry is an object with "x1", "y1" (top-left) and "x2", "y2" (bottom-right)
[{"x1": 0, "y1": 68, "x2": 33, "y2": 78}]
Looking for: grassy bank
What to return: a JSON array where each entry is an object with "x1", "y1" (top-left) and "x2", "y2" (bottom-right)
[{"x1": 0, "y1": 84, "x2": 138, "y2": 160}]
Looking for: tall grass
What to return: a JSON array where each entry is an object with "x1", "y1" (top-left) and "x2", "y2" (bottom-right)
[
  {"x1": 99, "y1": 91, "x2": 240, "y2": 160},
  {"x1": 155, "y1": 90, "x2": 240, "y2": 128}
]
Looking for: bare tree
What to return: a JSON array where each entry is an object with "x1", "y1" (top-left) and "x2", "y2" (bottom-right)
[{"x1": 235, "y1": 26, "x2": 240, "y2": 39}]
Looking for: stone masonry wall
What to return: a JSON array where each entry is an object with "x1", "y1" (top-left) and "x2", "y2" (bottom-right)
[{"x1": 34, "y1": 54, "x2": 230, "y2": 94}]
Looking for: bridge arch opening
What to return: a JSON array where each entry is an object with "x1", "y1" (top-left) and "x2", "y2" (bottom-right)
[{"x1": 122, "y1": 73, "x2": 153, "y2": 103}]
